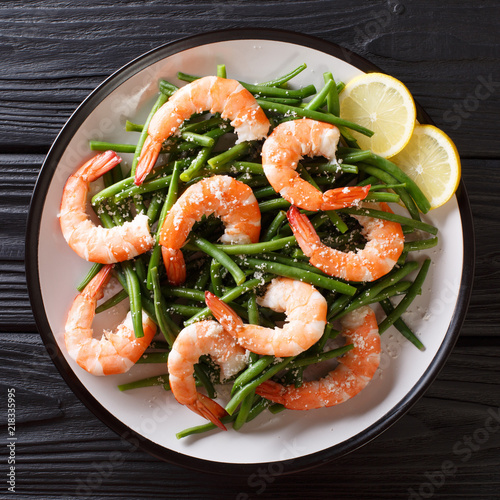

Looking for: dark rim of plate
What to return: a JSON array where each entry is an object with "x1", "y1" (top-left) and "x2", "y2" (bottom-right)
[{"x1": 25, "y1": 28, "x2": 475, "y2": 475}]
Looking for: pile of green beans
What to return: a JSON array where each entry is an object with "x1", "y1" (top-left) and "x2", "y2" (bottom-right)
[{"x1": 79, "y1": 62, "x2": 438, "y2": 438}]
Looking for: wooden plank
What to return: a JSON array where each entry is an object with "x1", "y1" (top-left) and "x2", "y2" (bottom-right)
[
  {"x1": 0, "y1": 336, "x2": 498, "y2": 498},
  {"x1": 0, "y1": 1, "x2": 499, "y2": 156}
]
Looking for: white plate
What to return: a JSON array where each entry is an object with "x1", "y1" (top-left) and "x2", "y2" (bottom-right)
[{"x1": 25, "y1": 29, "x2": 474, "y2": 473}]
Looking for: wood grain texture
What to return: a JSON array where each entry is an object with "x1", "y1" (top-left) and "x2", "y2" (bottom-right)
[
  {"x1": 0, "y1": 0, "x2": 499, "y2": 498},
  {"x1": 0, "y1": 0, "x2": 499, "y2": 156},
  {"x1": 0, "y1": 337, "x2": 498, "y2": 499}
]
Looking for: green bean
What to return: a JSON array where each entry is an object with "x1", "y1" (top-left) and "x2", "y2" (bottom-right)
[
  {"x1": 162, "y1": 286, "x2": 206, "y2": 302},
  {"x1": 118, "y1": 373, "x2": 170, "y2": 391},
  {"x1": 364, "y1": 191, "x2": 400, "y2": 203},
  {"x1": 357, "y1": 162, "x2": 420, "y2": 220},
  {"x1": 113, "y1": 175, "x2": 172, "y2": 203},
  {"x1": 332, "y1": 261, "x2": 419, "y2": 321},
  {"x1": 256, "y1": 99, "x2": 374, "y2": 137},
  {"x1": 213, "y1": 161, "x2": 264, "y2": 175},
  {"x1": 137, "y1": 352, "x2": 169, "y2": 364},
  {"x1": 231, "y1": 356, "x2": 274, "y2": 395},
  {"x1": 287, "y1": 344, "x2": 354, "y2": 371},
  {"x1": 236, "y1": 174, "x2": 269, "y2": 188},
  {"x1": 92, "y1": 177, "x2": 135, "y2": 206},
  {"x1": 258, "y1": 63, "x2": 307, "y2": 86},
  {"x1": 151, "y1": 267, "x2": 177, "y2": 347},
  {"x1": 207, "y1": 141, "x2": 253, "y2": 169},
  {"x1": 261, "y1": 210, "x2": 287, "y2": 241},
  {"x1": 183, "y1": 274, "x2": 274, "y2": 326},
  {"x1": 89, "y1": 141, "x2": 136, "y2": 153},
  {"x1": 252, "y1": 186, "x2": 278, "y2": 199},
  {"x1": 378, "y1": 258, "x2": 431, "y2": 334},
  {"x1": 404, "y1": 237, "x2": 439, "y2": 252},
  {"x1": 125, "y1": 120, "x2": 143, "y2": 132},
  {"x1": 181, "y1": 131, "x2": 215, "y2": 148},
  {"x1": 194, "y1": 364, "x2": 216, "y2": 399},
  {"x1": 191, "y1": 236, "x2": 246, "y2": 286},
  {"x1": 339, "y1": 126, "x2": 360, "y2": 148},
  {"x1": 130, "y1": 93, "x2": 169, "y2": 176},
  {"x1": 232, "y1": 391, "x2": 256, "y2": 430},
  {"x1": 213, "y1": 236, "x2": 296, "y2": 255},
  {"x1": 182, "y1": 116, "x2": 225, "y2": 133},
  {"x1": 146, "y1": 190, "x2": 166, "y2": 223},
  {"x1": 327, "y1": 293, "x2": 352, "y2": 320},
  {"x1": 323, "y1": 72, "x2": 340, "y2": 116},
  {"x1": 180, "y1": 146, "x2": 213, "y2": 182},
  {"x1": 76, "y1": 263, "x2": 103, "y2": 292},
  {"x1": 234, "y1": 257, "x2": 357, "y2": 295},
  {"x1": 340, "y1": 207, "x2": 437, "y2": 235},
  {"x1": 371, "y1": 281, "x2": 413, "y2": 302},
  {"x1": 176, "y1": 414, "x2": 237, "y2": 439},
  {"x1": 247, "y1": 291, "x2": 260, "y2": 327},
  {"x1": 166, "y1": 303, "x2": 204, "y2": 317},
  {"x1": 256, "y1": 96, "x2": 303, "y2": 105},
  {"x1": 369, "y1": 183, "x2": 407, "y2": 191},
  {"x1": 258, "y1": 198, "x2": 291, "y2": 213},
  {"x1": 260, "y1": 253, "x2": 327, "y2": 276},
  {"x1": 304, "y1": 79, "x2": 334, "y2": 110},
  {"x1": 210, "y1": 260, "x2": 225, "y2": 296},
  {"x1": 148, "y1": 340, "x2": 171, "y2": 350},
  {"x1": 159, "y1": 79, "x2": 179, "y2": 96},
  {"x1": 339, "y1": 148, "x2": 431, "y2": 213},
  {"x1": 380, "y1": 299, "x2": 425, "y2": 350},
  {"x1": 121, "y1": 261, "x2": 145, "y2": 338},
  {"x1": 146, "y1": 161, "x2": 182, "y2": 290},
  {"x1": 193, "y1": 260, "x2": 211, "y2": 291},
  {"x1": 226, "y1": 357, "x2": 294, "y2": 414},
  {"x1": 217, "y1": 64, "x2": 226, "y2": 78},
  {"x1": 95, "y1": 288, "x2": 128, "y2": 314}
]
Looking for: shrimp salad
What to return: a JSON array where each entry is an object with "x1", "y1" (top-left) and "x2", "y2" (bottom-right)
[{"x1": 59, "y1": 64, "x2": 440, "y2": 438}]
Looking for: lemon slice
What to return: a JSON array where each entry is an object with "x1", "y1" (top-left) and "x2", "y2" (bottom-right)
[
  {"x1": 339, "y1": 72, "x2": 416, "y2": 158},
  {"x1": 391, "y1": 124, "x2": 461, "y2": 209}
]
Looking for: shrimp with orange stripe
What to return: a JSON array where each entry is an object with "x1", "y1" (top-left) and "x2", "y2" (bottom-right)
[
  {"x1": 256, "y1": 306, "x2": 381, "y2": 410},
  {"x1": 287, "y1": 202, "x2": 404, "y2": 282},
  {"x1": 168, "y1": 320, "x2": 248, "y2": 430},
  {"x1": 159, "y1": 175, "x2": 261, "y2": 285},
  {"x1": 261, "y1": 118, "x2": 370, "y2": 212},
  {"x1": 135, "y1": 76, "x2": 270, "y2": 185},
  {"x1": 64, "y1": 264, "x2": 157, "y2": 376},
  {"x1": 205, "y1": 277, "x2": 327, "y2": 357},
  {"x1": 59, "y1": 150, "x2": 154, "y2": 264}
]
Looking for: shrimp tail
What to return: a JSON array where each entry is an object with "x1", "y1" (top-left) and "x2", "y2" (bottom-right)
[
  {"x1": 320, "y1": 185, "x2": 371, "y2": 211},
  {"x1": 255, "y1": 380, "x2": 286, "y2": 404},
  {"x1": 286, "y1": 205, "x2": 321, "y2": 257},
  {"x1": 83, "y1": 264, "x2": 114, "y2": 299},
  {"x1": 134, "y1": 136, "x2": 163, "y2": 186},
  {"x1": 162, "y1": 247, "x2": 186, "y2": 285},
  {"x1": 190, "y1": 393, "x2": 228, "y2": 431},
  {"x1": 205, "y1": 291, "x2": 245, "y2": 332},
  {"x1": 82, "y1": 151, "x2": 122, "y2": 183}
]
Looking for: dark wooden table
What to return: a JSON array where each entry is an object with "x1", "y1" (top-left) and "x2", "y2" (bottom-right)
[{"x1": 1, "y1": 1, "x2": 499, "y2": 498}]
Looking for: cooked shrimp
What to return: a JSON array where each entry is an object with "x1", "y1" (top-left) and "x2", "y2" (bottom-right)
[
  {"x1": 59, "y1": 150, "x2": 154, "y2": 264},
  {"x1": 65, "y1": 264, "x2": 157, "y2": 376},
  {"x1": 256, "y1": 305, "x2": 380, "y2": 410},
  {"x1": 159, "y1": 175, "x2": 261, "y2": 285},
  {"x1": 168, "y1": 320, "x2": 248, "y2": 430},
  {"x1": 261, "y1": 118, "x2": 370, "y2": 211},
  {"x1": 205, "y1": 277, "x2": 327, "y2": 357},
  {"x1": 135, "y1": 76, "x2": 270, "y2": 185},
  {"x1": 287, "y1": 202, "x2": 404, "y2": 282}
]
